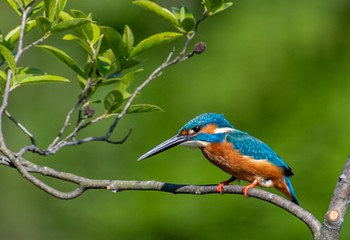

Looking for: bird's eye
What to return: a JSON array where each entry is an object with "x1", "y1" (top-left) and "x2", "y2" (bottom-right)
[{"x1": 192, "y1": 126, "x2": 201, "y2": 133}]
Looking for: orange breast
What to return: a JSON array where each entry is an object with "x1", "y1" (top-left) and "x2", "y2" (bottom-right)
[{"x1": 201, "y1": 141, "x2": 285, "y2": 185}]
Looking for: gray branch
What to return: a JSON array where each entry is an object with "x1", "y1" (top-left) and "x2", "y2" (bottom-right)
[
  {"x1": 12, "y1": 154, "x2": 350, "y2": 239},
  {"x1": 317, "y1": 154, "x2": 350, "y2": 239},
  {"x1": 4, "y1": 156, "x2": 320, "y2": 237}
]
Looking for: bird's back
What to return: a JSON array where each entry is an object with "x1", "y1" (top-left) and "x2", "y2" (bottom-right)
[{"x1": 226, "y1": 130, "x2": 294, "y2": 177}]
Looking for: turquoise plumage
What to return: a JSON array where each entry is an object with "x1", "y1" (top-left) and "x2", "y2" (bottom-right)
[{"x1": 139, "y1": 113, "x2": 299, "y2": 205}]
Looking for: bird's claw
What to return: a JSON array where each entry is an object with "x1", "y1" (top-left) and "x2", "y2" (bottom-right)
[
  {"x1": 216, "y1": 176, "x2": 237, "y2": 194},
  {"x1": 216, "y1": 182, "x2": 226, "y2": 194},
  {"x1": 242, "y1": 180, "x2": 258, "y2": 198}
]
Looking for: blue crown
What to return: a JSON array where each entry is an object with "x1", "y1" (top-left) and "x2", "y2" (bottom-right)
[{"x1": 180, "y1": 113, "x2": 233, "y2": 131}]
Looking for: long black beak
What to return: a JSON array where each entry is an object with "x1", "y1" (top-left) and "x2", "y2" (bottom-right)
[{"x1": 138, "y1": 134, "x2": 189, "y2": 161}]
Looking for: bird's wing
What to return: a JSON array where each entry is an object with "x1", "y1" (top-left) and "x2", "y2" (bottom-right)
[{"x1": 226, "y1": 130, "x2": 293, "y2": 176}]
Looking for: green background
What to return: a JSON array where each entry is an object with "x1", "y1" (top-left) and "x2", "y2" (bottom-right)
[{"x1": 1, "y1": 0, "x2": 350, "y2": 239}]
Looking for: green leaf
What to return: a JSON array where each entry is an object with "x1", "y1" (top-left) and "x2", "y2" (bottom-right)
[
  {"x1": 100, "y1": 69, "x2": 142, "y2": 89},
  {"x1": 104, "y1": 70, "x2": 143, "y2": 102},
  {"x1": 59, "y1": 10, "x2": 73, "y2": 21},
  {"x1": 203, "y1": 0, "x2": 223, "y2": 13},
  {"x1": 70, "y1": 9, "x2": 88, "y2": 18},
  {"x1": 130, "y1": 32, "x2": 182, "y2": 58},
  {"x1": 44, "y1": 0, "x2": 57, "y2": 22},
  {"x1": 211, "y1": 2, "x2": 233, "y2": 15},
  {"x1": 28, "y1": 2, "x2": 45, "y2": 18},
  {"x1": 181, "y1": 18, "x2": 196, "y2": 33},
  {"x1": 63, "y1": 34, "x2": 92, "y2": 56},
  {"x1": 133, "y1": 0, "x2": 180, "y2": 28},
  {"x1": 11, "y1": 68, "x2": 70, "y2": 90},
  {"x1": 5, "y1": 0, "x2": 22, "y2": 15},
  {"x1": 96, "y1": 56, "x2": 111, "y2": 76},
  {"x1": 69, "y1": 10, "x2": 99, "y2": 44},
  {"x1": 77, "y1": 74, "x2": 87, "y2": 89},
  {"x1": 100, "y1": 49, "x2": 117, "y2": 71},
  {"x1": 104, "y1": 90, "x2": 124, "y2": 113},
  {"x1": 123, "y1": 25, "x2": 134, "y2": 54},
  {"x1": 100, "y1": 49, "x2": 115, "y2": 61},
  {"x1": 0, "y1": 70, "x2": 6, "y2": 81},
  {"x1": 0, "y1": 44, "x2": 16, "y2": 72},
  {"x1": 4, "y1": 20, "x2": 36, "y2": 47},
  {"x1": 84, "y1": 99, "x2": 101, "y2": 106},
  {"x1": 97, "y1": 77, "x2": 122, "y2": 87},
  {"x1": 101, "y1": 26, "x2": 127, "y2": 68},
  {"x1": 22, "y1": 0, "x2": 35, "y2": 8},
  {"x1": 36, "y1": 45, "x2": 85, "y2": 77},
  {"x1": 97, "y1": 66, "x2": 143, "y2": 87},
  {"x1": 203, "y1": 0, "x2": 233, "y2": 15},
  {"x1": 121, "y1": 68, "x2": 143, "y2": 87},
  {"x1": 89, "y1": 23, "x2": 101, "y2": 45},
  {"x1": 15, "y1": 74, "x2": 69, "y2": 85},
  {"x1": 0, "y1": 70, "x2": 6, "y2": 94},
  {"x1": 121, "y1": 59, "x2": 141, "y2": 70},
  {"x1": 126, "y1": 104, "x2": 163, "y2": 114},
  {"x1": 36, "y1": 16, "x2": 51, "y2": 33},
  {"x1": 16, "y1": 66, "x2": 44, "y2": 75},
  {"x1": 57, "y1": 0, "x2": 68, "y2": 17},
  {"x1": 171, "y1": 6, "x2": 196, "y2": 33},
  {"x1": 43, "y1": 0, "x2": 67, "y2": 23},
  {"x1": 51, "y1": 18, "x2": 91, "y2": 33},
  {"x1": 115, "y1": 82, "x2": 131, "y2": 99}
]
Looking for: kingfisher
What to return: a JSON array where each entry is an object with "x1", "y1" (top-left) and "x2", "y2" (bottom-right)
[{"x1": 138, "y1": 113, "x2": 299, "y2": 205}]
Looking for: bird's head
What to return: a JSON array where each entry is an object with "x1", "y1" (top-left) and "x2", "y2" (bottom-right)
[{"x1": 138, "y1": 113, "x2": 234, "y2": 161}]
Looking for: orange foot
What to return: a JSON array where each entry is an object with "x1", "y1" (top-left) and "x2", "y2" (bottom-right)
[
  {"x1": 216, "y1": 176, "x2": 236, "y2": 193},
  {"x1": 242, "y1": 180, "x2": 258, "y2": 198}
]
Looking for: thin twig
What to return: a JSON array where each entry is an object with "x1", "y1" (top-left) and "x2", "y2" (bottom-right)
[
  {"x1": 22, "y1": 35, "x2": 48, "y2": 52},
  {"x1": 14, "y1": 3, "x2": 32, "y2": 62},
  {"x1": 73, "y1": 113, "x2": 108, "y2": 133},
  {"x1": 48, "y1": 128, "x2": 132, "y2": 154},
  {"x1": 5, "y1": 110, "x2": 36, "y2": 145},
  {"x1": 17, "y1": 145, "x2": 49, "y2": 157},
  {"x1": 48, "y1": 100, "x2": 82, "y2": 149},
  {"x1": 0, "y1": 155, "x2": 13, "y2": 167},
  {"x1": 48, "y1": 56, "x2": 97, "y2": 149}
]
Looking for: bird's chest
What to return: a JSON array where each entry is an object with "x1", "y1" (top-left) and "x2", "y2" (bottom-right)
[{"x1": 201, "y1": 141, "x2": 282, "y2": 183}]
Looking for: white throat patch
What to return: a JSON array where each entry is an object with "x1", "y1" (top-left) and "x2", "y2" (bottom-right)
[{"x1": 180, "y1": 140, "x2": 209, "y2": 148}]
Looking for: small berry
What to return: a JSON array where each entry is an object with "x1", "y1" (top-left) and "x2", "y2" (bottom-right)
[
  {"x1": 193, "y1": 42, "x2": 206, "y2": 54},
  {"x1": 84, "y1": 106, "x2": 95, "y2": 118}
]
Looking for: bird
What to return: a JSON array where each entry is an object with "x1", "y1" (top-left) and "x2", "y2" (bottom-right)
[{"x1": 138, "y1": 112, "x2": 299, "y2": 205}]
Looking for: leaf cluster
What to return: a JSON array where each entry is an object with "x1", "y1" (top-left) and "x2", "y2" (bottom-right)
[{"x1": 0, "y1": 0, "x2": 232, "y2": 118}]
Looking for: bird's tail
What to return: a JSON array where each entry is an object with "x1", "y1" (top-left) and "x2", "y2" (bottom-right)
[{"x1": 284, "y1": 177, "x2": 299, "y2": 205}]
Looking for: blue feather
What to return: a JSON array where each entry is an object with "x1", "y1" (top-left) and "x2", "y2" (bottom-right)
[
  {"x1": 181, "y1": 113, "x2": 233, "y2": 131},
  {"x1": 226, "y1": 130, "x2": 294, "y2": 177},
  {"x1": 139, "y1": 112, "x2": 299, "y2": 204},
  {"x1": 285, "y1": 176, "x2": 299, "y2": 205}
]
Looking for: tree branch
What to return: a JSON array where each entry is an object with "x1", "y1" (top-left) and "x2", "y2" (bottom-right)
[
  {"x1": 317, "y1": 155, "x2": 350, "y2": 239},
  {"x1": 5, "y1": 110, "x2": 36, "y2": 145},
  {"x1": 0, "y1": 2, "x2": 32, "y2": 151},
  {"x1": 2, "y1": 155, "x2": 321, "y2": 236}
]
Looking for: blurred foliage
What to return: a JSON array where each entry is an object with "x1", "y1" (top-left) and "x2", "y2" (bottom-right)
[{"x1": 0, "y1": 0, "x2": 350, "y2": 240}]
